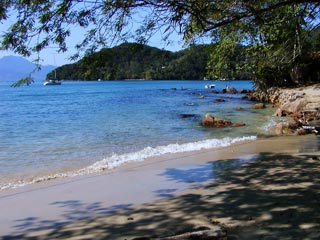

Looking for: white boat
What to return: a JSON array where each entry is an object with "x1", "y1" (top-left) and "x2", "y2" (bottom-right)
[
  {"x1": 43, "y1": 79, "x2": 62, "y2": 85},
  {"x1": 44, "y1": 67, "x2": 61, "y2": 86},
  {"x1": 205, "y1": 84, "x2": 215, "y2": 89}
]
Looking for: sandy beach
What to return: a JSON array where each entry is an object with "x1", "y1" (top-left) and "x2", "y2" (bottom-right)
[{"x1": 0, "y1": 135, "x2": 319, "y2": 239}]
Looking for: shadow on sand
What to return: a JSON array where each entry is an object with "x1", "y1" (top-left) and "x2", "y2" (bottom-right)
[{"x1": 2, "y1": 152, "x2": 320, "y2": 239}]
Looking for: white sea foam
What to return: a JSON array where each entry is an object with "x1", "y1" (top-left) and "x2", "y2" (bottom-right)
[
  {"x1": 260, "y1": 117, "x2": 278, "y2": 133},
  {"x1": 0, "y1": 136, "x2": 256, "y2": 191}
]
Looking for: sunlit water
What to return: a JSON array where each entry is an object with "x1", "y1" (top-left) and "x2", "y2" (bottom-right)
[{"x1": 0, "y1": 80, "x2": 276, "y2": 190}]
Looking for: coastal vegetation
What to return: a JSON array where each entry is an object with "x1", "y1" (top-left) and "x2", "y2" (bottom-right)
[
  {"x1": 48, "y1": 42, "x2": 250, "y2": 81},
  {"x1": 0, "y1": 0, "x2": 320, "y2": 91},
  {"x1": 1, "y1": 1, "x2": 319, "y2": 88}
]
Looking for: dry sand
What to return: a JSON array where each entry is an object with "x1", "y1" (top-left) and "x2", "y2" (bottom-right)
[{"x1": 0, "y1": 135, "x2": 319, "y2": 239}]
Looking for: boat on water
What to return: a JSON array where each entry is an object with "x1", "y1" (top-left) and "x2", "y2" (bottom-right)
[
  {"x1": 44, "y1": 67, "x2": 61, "y2": 86},
  {"x1": 43, "y1": 79, "x2": 62, "y2": 86},
  {"x1": 205, "y1": 84, "x2": 215, "y2": 89}
]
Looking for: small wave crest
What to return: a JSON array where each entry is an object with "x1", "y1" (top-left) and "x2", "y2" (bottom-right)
[
  {"x1": 1, "y1": 136, "x2": 256, "y2": 191},
  {"x1": 260, "y1": 117, "x2": 278, "y2": 133}
]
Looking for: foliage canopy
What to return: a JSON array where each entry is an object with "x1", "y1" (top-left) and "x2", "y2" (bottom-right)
[
  {"x1": 1, "y1": 1, "x2": 320, "y2": 88},
  {"x1": 49, "y1": 42, "x2": 235, "y2": 81}
]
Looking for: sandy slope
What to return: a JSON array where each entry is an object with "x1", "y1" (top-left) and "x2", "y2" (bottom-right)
[{"x1": 0, "y1": 135, "x2": 319, "y2": 239}]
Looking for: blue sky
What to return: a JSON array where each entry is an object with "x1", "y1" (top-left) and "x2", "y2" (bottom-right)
[
  {"x1": 0, "y1": 17, "x2": 185, "y2": 66},
  {"x1": 0, "y1": 5, "x2": 214, "y2": 66},
  {"x1": 0, "y1": 34, "x2": 184, "y2": 66}
]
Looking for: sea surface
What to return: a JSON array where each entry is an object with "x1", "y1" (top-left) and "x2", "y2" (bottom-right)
[{"x1": 0, "y1": 80, "x2": 276, "y2": 190}]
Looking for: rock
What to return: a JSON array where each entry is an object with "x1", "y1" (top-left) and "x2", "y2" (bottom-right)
[
  {"x1": 265, "y1": 84, "x2": 320, "y2": 115},
  {"x1": 221, "y1": 88, "x2": 227, "y2": 93},
  {"x1": 283, "y1": 126, "x2": 294, "y2": 135},
  {"x1": 201, "y1": 114, "x2": 215, "y2": 127},
  {"x1": 252, "y1": 103, "x2": 266, "y2": 109},
  {"x1": 215, "y1": 118, "x2": 232, "y2": 127},
  {"x1": 248, "y1": 91, "x2": 269, "y2": 102},
  {"x1": 214, "y1": 98, "x2": 226, "y2": 102},
  {"x1": 239, "y1": 89, "x2": 248, "y2": 94},
  {"x1": 240, "y1": 96, "x2": 248, "y2": 100},
  {"x1": 180, "y1": 114, "x2": 196, "y2": 119},
  {"x1": 233, "y1": 122, "x2": 246, "y2": 127},
  {"x1": 202, "y1": 84, "x2": 319, "y2": 135},
  {"x1": 290, "y1": 112, "x2": 303, "y2": 122},
  {"x1": 235, "y1": 106, "x2": 244, "y2": 110},
  {"x1": 201, "y1": 114, "x2": 232, "y2": 127},
  {"x1": 274, "y1": 122, "x2": 295, "y2": 135},
  {"x1": 227, "y1": 86, "x2": 238, "y2": 94},
  {"x1": 288, "y1": 121, "x2": 300, "y2": 129},
  {"x1": 274, "y1": 122, "x2": 286, "y2": 135},
  {"x1": 296, "y1": 128, "x2": 309, "y2": 135},
  {"x1": 273, "y1": 108, "x2": 288, "y2": 117},
  {"x1": 281, "y1": 98, "x2": 308, "y2": 113}
]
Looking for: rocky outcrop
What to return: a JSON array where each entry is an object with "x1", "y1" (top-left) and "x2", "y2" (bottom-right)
[
  {"x1": 201, "y1": 114, "x2": 246, "y2": 128},
  {"x1": 252, "y1": 103, "x2": 266, "y2": 109},
  {"x1": 201, "y1": 114, "x2": 232, "y2": 127},
  {"x1": 257, "y1": 84, "x2": 320, "y2": 113},
  {"x1": 253, "y1": 84, "x2": 320, "y2": 135}
]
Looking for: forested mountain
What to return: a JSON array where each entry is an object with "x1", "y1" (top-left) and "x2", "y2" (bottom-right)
[{"x1": 49, "y1": 43, "x2": 246, "y2": 81}]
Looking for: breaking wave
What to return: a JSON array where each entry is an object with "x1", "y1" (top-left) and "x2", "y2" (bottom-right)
[{"x1": 1, "y1": 136, "x2": 256, "y2": 191}]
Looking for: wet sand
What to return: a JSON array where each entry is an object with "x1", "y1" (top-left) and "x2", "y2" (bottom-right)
[{"x1": 0, "y1": 135, "x2": 319, "y2": 239}]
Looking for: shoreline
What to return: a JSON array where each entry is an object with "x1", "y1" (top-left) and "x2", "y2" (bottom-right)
[
  {"x1": 1, "y1": 134, "x2": 319, "y2": 239},
  {"x1": 0, "y1": 136, "x2": 257, "y2": 192}
]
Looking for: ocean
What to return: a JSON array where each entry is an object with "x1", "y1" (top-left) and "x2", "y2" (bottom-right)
[{"x1": 0, "y1": 80, "x2": 276, "y2": 190}]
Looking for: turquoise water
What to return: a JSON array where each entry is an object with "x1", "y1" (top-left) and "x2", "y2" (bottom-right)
[{"x1": 0, "y1": 80, "x2": 275, "y2": 190}]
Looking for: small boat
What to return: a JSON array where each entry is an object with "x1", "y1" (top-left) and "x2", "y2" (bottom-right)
[
  {"x1": 43, "y1": 79, "x2": 62, "y2": 86},
  {"x1": 205, "y1": 84, "x2": 215, "y2": 89},
  {"x1": 44, "y1": 68, "x2": 61, "y2": 86}
]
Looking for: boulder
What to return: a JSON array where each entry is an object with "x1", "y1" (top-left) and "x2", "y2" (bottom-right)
[
  {"x1": 252, "y1": 103, "x2": 266, "y2": 109},
  {"x1": 215, "y1": 118, "x2": 232, "y2": 127},
  {"x1": 273, "y1": 108, "x2": 288, "y2": 117},
  {"x1": 227, "y1": 86, "x2": 238, "y2": 94},
  {"x1": 235, "y1": 106, "x2": 244, "y2": 111},
  {"x1": 274, "y1": 122, "x2": 295, "y2": 135},
  {"x1": 239, "y1": 89, "x2": 248, "y2": 94},
  {"x1": 201, "y1": 114, "x2": 215, "y2": 127},
  {"x1": 201, "y1": 114, "x2": 232, "y2": 127},
  {"x1": 214, "y1": 98, "x2": 226, "y2": 102},
  {"x1": 240, "y1": 96, "x2": 248, "y2": 100},
  {"x1": 180, "y1": 114, "x2": 197, "y2": 119},
  {"x1": 296, "y1": 128, "x2": 309, "y2": 135},
  {"x1": 274, "y1": 122, "x2": 286, "y2": 135},
  {"x1": 233, "y1": 122, "x2": 246, "y2": 127}
]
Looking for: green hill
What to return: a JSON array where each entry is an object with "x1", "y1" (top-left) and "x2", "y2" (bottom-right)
[{"x1": 48, "y1": 43, "x2": 213, "y2": 81}]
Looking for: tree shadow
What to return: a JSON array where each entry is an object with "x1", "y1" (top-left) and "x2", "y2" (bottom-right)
[
  {"x1": 2, "y1": 152, "x2": 320, "y2": 239},
  {"x1": 159, "y1": 157, "x2": 256, "y2": 185}
]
